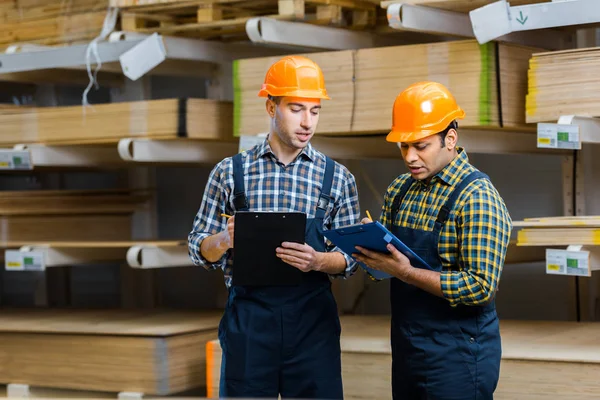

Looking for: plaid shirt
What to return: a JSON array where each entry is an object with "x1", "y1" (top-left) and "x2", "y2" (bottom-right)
[
  {"x1": 188, "y1": 138, "x2": 361, "y2": 288},
  {"x1": 380, "y1": 147, "x2": 512, "y2": 307}
]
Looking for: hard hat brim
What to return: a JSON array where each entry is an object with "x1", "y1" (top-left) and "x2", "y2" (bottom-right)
[{"x1": 258, "y1": 87, "x2": 330, "y2": 100}]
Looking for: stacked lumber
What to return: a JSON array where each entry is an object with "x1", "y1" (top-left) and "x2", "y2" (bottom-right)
[
  {"x1": 0, "y1": 189, "x2": 149, "y2": 241},
  {"x1": 234, "y1": 40, "x2": 538, "y2": 136},
  {"x1": 0, "y1": 308, "x2": 222, "y2": 395},
  {"x1": 0, "y1": 98, "x2": 234, "y2": 146},
  {"x1": 108, "y1": 0, "x2": 382, "y2": 40},
  {"x1": 380, "y1": 0, "x2": 547, "y2": 13},
  {"x1": 514, "y1": 216, "x2": 600, "y2": 246},
  {"x1": 526, "y1": 47, "x2": 600, "y2": 123},
  {"x1": 0, "y1": 0, "x2": 110, "y2": 50},
  {"x1": 206, "y1": 315, "x2": 600, "y2": 399}
]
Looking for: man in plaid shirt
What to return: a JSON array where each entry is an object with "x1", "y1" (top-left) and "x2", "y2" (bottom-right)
[
  {"x1": 354, "y1": 81, "x2": 512, "y2": 400},
  {"x1": 188, "y1": 55, "x2": 360, "y2": 399}
]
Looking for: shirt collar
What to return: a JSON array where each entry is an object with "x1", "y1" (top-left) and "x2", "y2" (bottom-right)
[
  {"x1": 430, "y1": 147, "x2": 469, "y2": 186},
  {"x1": 256, "y1": 135, "x2": 316, "y2": 162}
]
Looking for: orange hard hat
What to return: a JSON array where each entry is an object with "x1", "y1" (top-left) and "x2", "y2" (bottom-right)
[
  {"x1": 258, "y1": 55, "x2": 330, "y2": 100},
  {"x1": 386, "y1": 81, "x2": 465, "y2": 143}
]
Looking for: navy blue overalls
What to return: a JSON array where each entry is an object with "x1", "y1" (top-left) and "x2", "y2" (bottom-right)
[
  {"x1": 218, "y1": 152, "x2": 343, "y2": 399},
  {"x1": 389, "y1": 170, "x2": 501, "y2": 400}
]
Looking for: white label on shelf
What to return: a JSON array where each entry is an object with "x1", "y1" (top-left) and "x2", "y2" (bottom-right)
[
  {"x1": 545, "y1": 248, "x2": 589, "y2": 276},
  {"x1": 4, "y1": 250, "x2": 45, "y2": 271},
  {"x1": 537, "y1": 123, "x2": 581, "y2": 150},
  {"x1": 119, "y1": 33, "x2": 167, "y2": 81},
  {"x1": 238, "y1": 134, "x2": 267, "y2": 153},
  {"x1": 0, "y1": 149, "x2": 32, "y2": 170}
]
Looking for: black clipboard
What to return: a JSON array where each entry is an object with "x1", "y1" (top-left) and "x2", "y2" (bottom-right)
[{"x1": 232, "y1": 211, "x2": 307, "y2": 286}]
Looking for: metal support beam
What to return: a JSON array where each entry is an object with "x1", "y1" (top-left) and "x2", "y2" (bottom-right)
[
  {"x1": 126, "y1": 242, "x2": 192, "y2": 269},
  {"x1": 117, "y1": 138, "x2": 238, "y2": 164},
  {"x1": 470, "y1": 0, "x2": 600, "y2": 45},
  {"x1": 10, "y1": 143, "x2": 123, "y2": 168},
  {"x1": 0, "y1": 33, "x2": 280, "y2": 76},
  {"x1": 245, "y1": 17, "x2": 399, "y2": 50},
  {"x1": 386, "y1": 2, "x2": 570, "y2": 50},
  {"x1": 5, "y1": 244, "x2": 127, "y2": 270}
]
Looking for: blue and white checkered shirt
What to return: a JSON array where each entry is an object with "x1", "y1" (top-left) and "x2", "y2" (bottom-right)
[{"x1": 188, "y1": 138, "x2": 361, "y2": 288}]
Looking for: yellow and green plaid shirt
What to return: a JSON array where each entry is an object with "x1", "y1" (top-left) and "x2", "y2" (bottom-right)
[{"x1": 380, "y1": 147, "x2": 512, "y2": 307}]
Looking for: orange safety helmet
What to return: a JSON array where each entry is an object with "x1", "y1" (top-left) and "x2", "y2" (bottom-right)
[
  {"x1": 386, "y1": 81, "x2": 465, "y2": 143},
  {"x1": 257, "y1": 55, "x2": 330, "y2": 100}
]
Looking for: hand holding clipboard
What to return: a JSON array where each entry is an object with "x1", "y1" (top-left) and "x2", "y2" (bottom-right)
[{"x1": 323, "y1": 216, "x2": 431, "y2": 281}]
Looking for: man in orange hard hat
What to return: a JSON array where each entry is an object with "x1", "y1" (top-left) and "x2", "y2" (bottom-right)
[
  {"x1": 188, "y1": 55, "x2": 360, "y2": 399},
  {"x1": 353, "y1": 81, "x2": 512, "y2": 399}
]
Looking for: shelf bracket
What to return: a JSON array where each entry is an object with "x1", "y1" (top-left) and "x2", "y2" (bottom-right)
[
  {"x1": 117, "y1": 138, "x2": 238, "y2": 164},
  {"x1": 470, "y1": 0, "x2": 600, "y2": 44},
  {"x1": 126, "y1": 243, "x2": 192, "y2": 269},
  {"x1": 386, "y1": 3, "x2": 473, "y2": 37},
  {"x1": 245, "y1": 17, "x2": 398, "y2": 50}
]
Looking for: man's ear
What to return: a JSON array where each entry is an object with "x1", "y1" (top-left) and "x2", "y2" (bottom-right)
[
  {"x1": 266, "y1": 99, "x2": 276, "y2": 118},
  {"x1": 445, "y1": 129, "x2": 458, "y2": 149}
]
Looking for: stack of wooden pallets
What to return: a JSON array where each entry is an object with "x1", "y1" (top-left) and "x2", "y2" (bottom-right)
[
  {"x1": 0, "y1": 0, "x2": 110, "y2": 50},
  {"x1": 108, "y1": 0, "x2": 383, "y2": 41}
]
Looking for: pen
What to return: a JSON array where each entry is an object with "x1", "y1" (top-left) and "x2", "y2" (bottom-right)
[
  {"x1": 366, "y1": 210, "x2": 373, "y2": 221},
  {"x1": 221, "y1": 213, "x2": 233, "y2": 219}
]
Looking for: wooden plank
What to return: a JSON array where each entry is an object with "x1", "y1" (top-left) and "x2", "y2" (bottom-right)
[
  {"x1": 0, "y1": 310, "x2": 221, "y2": 395},
  {"x1": 234, "y1": 40, "x2": 539, "y2": 136},
  {"x1": 0, "y1": 98, "x2": 234, "y2": 146},
  {"x1": 526, "y1": 46, "x2": 600, "y2": 123}
]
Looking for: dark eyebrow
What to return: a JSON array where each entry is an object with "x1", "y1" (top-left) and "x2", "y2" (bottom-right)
[{"x1": 288, "y1": 103, "x2": 321, "y2": 110}]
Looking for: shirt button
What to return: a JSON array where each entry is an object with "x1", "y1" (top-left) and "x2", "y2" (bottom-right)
[{"x1": 469, "y1": 337, "x2": 475, "y2": 343}]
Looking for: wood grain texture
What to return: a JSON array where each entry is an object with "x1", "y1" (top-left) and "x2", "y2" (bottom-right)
[
  {"x1": 0, "y1": 309, "x2": 222, "y2": 395},
  {"x1": 526, "y1": 47, "x2": 600, "y2": 123},
  {"x1": 0, "y1": 98, "x2": 234, "y2": 146},
  {"x1": 234, "y1": 40, "x2": 539, "y2": 136}
]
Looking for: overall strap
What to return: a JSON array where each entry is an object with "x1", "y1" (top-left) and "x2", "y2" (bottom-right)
[
  {"x1": 434, "y1": 170, "x2": 489, "y2": 230},
  {"x1": 231, "y1": 153, "x2": 249, "y2": 211},
  {"x1": 391, "y1": 176, "x2": 415, "y2": 221},
  {"x1": 315, "y1": 156, "x2": 335, "y2": 220}
]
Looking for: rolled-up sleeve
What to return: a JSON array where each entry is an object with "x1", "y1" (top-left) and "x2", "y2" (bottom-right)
[
  {"x1": 440, "y1": 183, "x2": 512, "y2": 307},
  {"x1": 328, "y1": 167, "x2": 361, "y2": 279},
  {"x1": 188, "y1": 160, "x2": 231, "y2": 270}
]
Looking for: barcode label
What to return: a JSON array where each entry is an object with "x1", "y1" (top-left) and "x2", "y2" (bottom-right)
[{"x1": 537, "y1": 123, "x2": 580, "y2": 150}]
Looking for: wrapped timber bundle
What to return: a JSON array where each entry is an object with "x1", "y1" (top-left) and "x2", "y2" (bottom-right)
[
  {"x1": 0, "y1": 0, "x2": 110, "y2": 50},
  {"x1": 0, "y1": 189, "x2": 149, "y2": 241},
  {"x1": 0, "y1": 308, "x2": 222, "y2": 395},
  {"x1": 233, "y1": 40, "x2": 539, "y2": 137},
  {"x1": 0, "y1": 98, "x2": 233, "y2": 146},
  {"x1": 526, "y1": 47, "x2": 600, "y2": 123},
  {"x1": 207, "y1": 315, "x2": 600, "y2": 400}
]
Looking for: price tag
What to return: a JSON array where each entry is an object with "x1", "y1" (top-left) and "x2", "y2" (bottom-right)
[
  {"x1": 545, "y1": 248, "x2": 589, "y2": 276},
  {"x1": 4, "y1": 250, "x2": 45, "y2": 271},
  {"x1": 537, "y1": 123, "x2": 580, "y2": 150},
  {"x1": 238, "y1": 134, "x2": 267, "y2": 153},
  {"x1": 0, "y1": 149, "x2": 32, "y2": 170}
]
